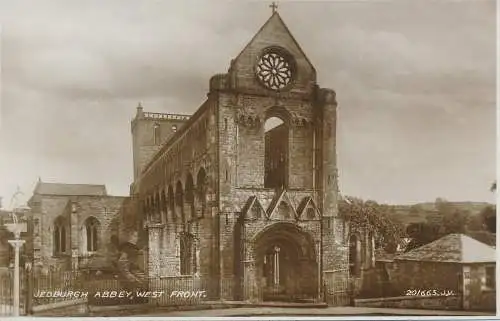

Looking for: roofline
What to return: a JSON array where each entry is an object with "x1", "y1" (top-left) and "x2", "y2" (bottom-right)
[
  {"x1": 140, "y1": 96, "x2": 213, "y2": 178},
  {"x1": 232, "y1": 11, "x2": 316, "y2": 76},
  {"x1": 31, "y1": 194, "x2": 129, "y2": 199}
]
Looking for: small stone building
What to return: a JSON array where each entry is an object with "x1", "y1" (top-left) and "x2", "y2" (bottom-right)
[
  {"x1": 386, "y1": 233, "x2": 496, "y2": 311},
  {"x1": 26, "y1": 180, "x2": 127, "y2": 273}
]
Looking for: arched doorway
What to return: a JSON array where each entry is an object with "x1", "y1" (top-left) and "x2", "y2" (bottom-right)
[{"x1": 252, "y1": 223, "x2": 318, "y2": 302}]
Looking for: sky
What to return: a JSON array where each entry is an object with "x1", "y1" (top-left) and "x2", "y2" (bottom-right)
[{"x1": 0, "y1": 0, "x2": 496, "y2": 209}]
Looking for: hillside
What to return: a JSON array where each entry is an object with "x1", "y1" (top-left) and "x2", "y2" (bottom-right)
[{"x1": 388, "y1": 201, "x2": 494, "y2": 226}]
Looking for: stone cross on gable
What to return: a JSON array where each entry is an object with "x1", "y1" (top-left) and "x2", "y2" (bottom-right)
[{"x1": 270, "y1": 2, "x2": 278, "y2": 13}]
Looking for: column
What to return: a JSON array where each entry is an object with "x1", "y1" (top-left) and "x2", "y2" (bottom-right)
[
  {"x1": 273, "y1": 246, "x2": 280, "y2": 286},
  {"x1": 8, "y1": 239, "x2": 25, "y2": 316},
  {"x1": 70, "y1": 204, "x2": 79, "y2": 270},
  {"x1": 316, "y1": 241, "x2": 322, "y2": 301}
]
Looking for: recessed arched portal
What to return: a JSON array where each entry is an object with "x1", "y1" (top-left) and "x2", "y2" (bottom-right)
[{"x1": 252, "y1": 223, "x2": 318, "y2": 302}]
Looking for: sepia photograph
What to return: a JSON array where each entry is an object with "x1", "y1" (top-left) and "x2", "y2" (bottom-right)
[{"x1": 0, "y1": 0, "x2": 496, "y2": 318}]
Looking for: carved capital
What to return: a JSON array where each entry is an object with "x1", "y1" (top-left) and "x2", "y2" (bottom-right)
[
  {"x1": 236, "y1": 113, "x2": 261, "y2": 128},
  {"x1": 291, "y1": 116, "x2": 312, "y2": 128}
]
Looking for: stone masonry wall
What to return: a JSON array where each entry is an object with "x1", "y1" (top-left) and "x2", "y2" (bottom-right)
[
  {"x1": 387, "y1": 260, "x2": 462, "y2": 295},
  {"x1": 467, "y1": 263, "x2": 496, "y2": 311}
]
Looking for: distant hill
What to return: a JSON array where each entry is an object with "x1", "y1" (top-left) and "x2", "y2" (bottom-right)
[{"x1": 388, "y1": 201, "x2": 494, "y2": 226}]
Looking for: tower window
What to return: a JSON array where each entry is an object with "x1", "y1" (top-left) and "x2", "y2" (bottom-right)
[
  {"x1": 153, "y1": 123, "x2": 161, "y2": 145},
  {"x1": 264, "y1": 116, "x2": 288, "y2": 189}
]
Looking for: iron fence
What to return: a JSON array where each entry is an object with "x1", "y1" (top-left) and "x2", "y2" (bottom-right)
[
  {"x1": 1, "y1": 267, "x2": 360, "y2": 316},
  {"x1": 323, "y1": 270, "x2": 350, "y2": 306},
  {"x1": 0, "y1": 269, "x2": 25, "y2": 316}
]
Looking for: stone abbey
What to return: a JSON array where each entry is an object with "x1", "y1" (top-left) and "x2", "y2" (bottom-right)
[{"x1": 128, "y1": 10, "x2": 348, "y2": 302}]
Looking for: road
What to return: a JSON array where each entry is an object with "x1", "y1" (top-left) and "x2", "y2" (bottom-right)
[{"x1": 136, "y1": 306, "x2": 495, "y2": 317}]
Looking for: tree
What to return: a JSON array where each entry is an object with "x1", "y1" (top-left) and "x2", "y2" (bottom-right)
[
  {"x1": 480, "y1": 205, "x2": 496, "y2": 233},
  {"x1": 339, "y1": 197, "x2": 405, "y2": 253},
  {"x1": 405, "y1": 199, "x2": 470, "y2": 251},
  {"x1": 405, "y1": 222, "x2": 441, "y2": 252},
  {"x1": 466, "y1": 212, "x2": 486, "y2": 231}
]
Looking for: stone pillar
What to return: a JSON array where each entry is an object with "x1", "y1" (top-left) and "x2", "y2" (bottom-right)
[
  {"x1": 319, "y1": 88, "x2": 339, "y2": 218},
  {"x1": 316, "y1": 241, "x2": 322, "y2": 301},
  {"x1": 243, "y1": 260, "x2": 258, "y2": 302},
  {"x1": 70, "y1": 203, "x2": 79, "y2": 270},
  {"x1": 194, "y1": 238, "x2": 201, "y2": 275},
  {"x1": 318, "y1": 88, "x2": 343, "y2": 302},
  {"x1": 147, "y1": 223, "x2": 164, "y2": 278},
  {"x1": 8, "y1": 239, "x2": 25, "y2": 316}
]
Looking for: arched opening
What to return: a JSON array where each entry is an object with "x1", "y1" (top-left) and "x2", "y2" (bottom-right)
[
  {"x1": 175, "y1": 181, "x2": 184, "y2": 224},
  {"x1": 83, "y1": 216, "x2": 100, "y2": 253},
  {"x1": 185, "y1": 174, "x2": 195, "y2": 221},
  {"x1": 349, "y1": 234, "x2": 361, "y2": 277},
  {"x1": 264, "y1": 115, "x2": 289, "y2": 189},
  {"x1": 252, "y1": 223, "x2": 317, "y2": 302},
  {"x1": 196, "y1": 168, "x2": 207, "y2": 217},
  {"x1": 53, "y1": 216, "x2": 68, "y2": 256},
  {"x1": 168, "y1": 185, "x2": 175, "y2": 223}
]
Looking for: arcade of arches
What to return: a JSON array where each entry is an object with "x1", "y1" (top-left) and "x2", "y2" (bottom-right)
[{"x1": 129, "y1": 10, "x2": 357, "y2": 304}]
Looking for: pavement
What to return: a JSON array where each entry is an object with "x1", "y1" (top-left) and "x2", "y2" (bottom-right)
[{"x1": 135, "y1": 306, "x2": 495, "y2": 317}]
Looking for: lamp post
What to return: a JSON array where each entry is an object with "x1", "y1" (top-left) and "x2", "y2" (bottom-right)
[{"x1": 5, "y1": 206, "x2": 28, "y2": 316}]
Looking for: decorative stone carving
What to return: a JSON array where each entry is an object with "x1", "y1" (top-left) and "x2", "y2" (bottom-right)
[{"x1": 236, "y1": 113, "x2": 261, "y2": 128}]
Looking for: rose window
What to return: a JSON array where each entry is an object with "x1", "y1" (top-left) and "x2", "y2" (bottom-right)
[{"x1": 256, "y1": 52, "x2": 293, "y2": 90}]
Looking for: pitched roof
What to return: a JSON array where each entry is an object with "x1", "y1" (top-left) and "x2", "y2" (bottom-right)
[
  {"x1": 395, "y1": 233, "x2": 496, "y2": 263},
  {"x1": 233, "y1": 11, "x2": 315, "y2": 74},
  {"x1": 34, "y1": 182, "x2": 107, "y2": 196}
]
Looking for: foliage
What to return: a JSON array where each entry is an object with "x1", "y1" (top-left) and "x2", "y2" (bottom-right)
[
  {"x1": 480, "y1": 205, "x2": 496, "y2": 233},
  {"x1": 405, "y1": 222, "x2": 441, "y2": 252},
  {"x1": 405, "y1": 198, "x2": 482, "y2": 252},
  {"x1": 339, "y1": 196, "x2": 405, "y2": 253}
]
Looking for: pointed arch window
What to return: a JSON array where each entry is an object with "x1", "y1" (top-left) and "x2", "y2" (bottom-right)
[
  {"x1": 84, "y1": 217, "x2": 100, "y2": 252},
  {"x1": 53, "y1": 216, "x2": 67, "y2": 256}
]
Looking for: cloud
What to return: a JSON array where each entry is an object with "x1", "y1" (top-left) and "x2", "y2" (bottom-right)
[{"x1": 0, "y1": 0, "x2": 495, "y2": 206}]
